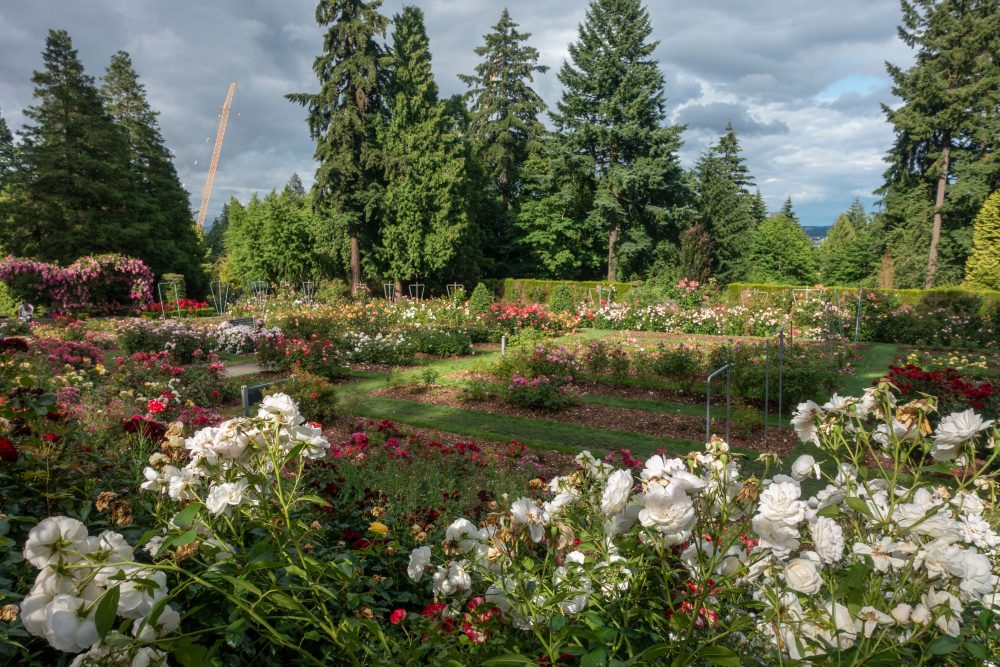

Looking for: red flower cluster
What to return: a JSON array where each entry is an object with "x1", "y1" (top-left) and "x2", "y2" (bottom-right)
[
  {"x1": 0, "y1": 337, "x2": 30, "y2": 353},
  {"x1": 484, "y1": 302, "x2": 574, "y2": 334},
  {"x1": 144, "y1": 298, "x2": 210, "y2": 314},
  {"x1": 0, "y1": 437, "x2": 17, "y2": 463},
  {"x1": 121, "y1": 415, "x2": 168, "y2": 441},
  {"x1": 34, "y1": 338, "x2": 104, "y2": 371},
  {"x1": 883, "y1": 363, "x2": 997, "y2": 416}
]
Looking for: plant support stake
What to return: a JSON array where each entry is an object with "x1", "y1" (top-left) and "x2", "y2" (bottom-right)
[{"x1": 706, "y1": 363, "x2": 733, "y2": 444}]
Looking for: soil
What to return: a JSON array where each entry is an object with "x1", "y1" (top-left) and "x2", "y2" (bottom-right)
[{"x1": 367, "y1": 385, "x2": 799, "y2": 454}]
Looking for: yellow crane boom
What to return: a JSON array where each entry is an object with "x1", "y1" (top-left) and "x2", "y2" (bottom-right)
[{"x1": 196, "y1": 81, "x2": 237, "y2": 229}]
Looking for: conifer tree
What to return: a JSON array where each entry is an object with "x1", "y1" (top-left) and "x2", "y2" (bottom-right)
[
  {"x1": 459, "y1": 9, "x2": 548, "y2": 212},
  {"x1": 693, "y1": 125, "x2": 759, "y2": 282},
  {"x1": 205, "y1": 203, "x2": 229, "y2": 260},
  {"x1": 819, "y1": 198, "x2": 878, "y2": 285},
  {"x1": 377, "y1": 6, "x2": 473, "y2": 286},
  {"x1": 284, "y1": 173, "x2": 306, "y2": 201},
  {"x1": 0, "y1": 113, "x2": 15, "y2": 192},
  {"x1": 101, "y1": 51, "x2": 208, "y2": 294},
  {"x1": 878, "y1": 0, "x2": 1000, "y2": 288},
  {"x1": 964, "y1": 190, "x2": 1000, "y2": 290},
  {"x1": 780, "y1": 196, "x2": 799, "y2": 223},
  {"x1": 678, "y1": 223, "x2": 713, "y2": 283},
  {"x1": 551, "y1": 0, "x2": 689, "y2": 281},
  {"x1": 0, "y1": 30, "x2": 139, "y2": 263},
  {"x1": 288, "y1": 0, "x2": 390, "y2": 291},
  {"x1": 749, "y1": 213, "x2": 818, "y2": 285},
  {"x1": 749, "y1": 190, "x2": 768, "y2": 224}
]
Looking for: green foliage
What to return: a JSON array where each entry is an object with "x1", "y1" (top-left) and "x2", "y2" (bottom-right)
[
  {"x1": 204, "y1": 203, "x2": 229, "y2": 261},
  {"x1": 377, "y1": 6, "x2": 477, "y2": 284},
  {"x1": 269, "y1": 370, "x2": 338, "y2": 425},
  {"x1": 877, "y1": 0, "x2": 1000, "y2": 288},
  {"x1": 547, "y1": 283, "x2": 576, "y2": 313},
  {"x1": 549, "y1": 0, "x2": 691, "y2": 281},
  {"x1": 287, "y1": 0, "x2": 390, "y2": 286},
  {"x1": 0, "y1": 282, "x2": 15, "y2": 317},
  {"x1": 469, "y1": 282, "x2": 494, "y2": 315},
  {"x1": 748, "y1": 214, "x2": 819, "y2": 285},
  {"x1": 819, "y1": 198, "x2": 879, "y2": 285},
  {"x1": 964, "y1": 190, "x2": 1000, "y2": 290},
  {"x1": 501, "y1": 278, "x2": 633, "y2": 304},
  {"x1": 0, "y1": 112, "x2": 15, "y2": 191},
  {"x1": 678, "y1": 223, "x2": 713, "y2": 284}
]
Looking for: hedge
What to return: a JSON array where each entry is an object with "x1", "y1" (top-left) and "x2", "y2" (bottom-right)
[
  {"x1": 725, "y1": 282, "x2": 1000, "y2": 311},
  {"x1": 501, "y1": 279, "x2": 635, "y2": 304}
]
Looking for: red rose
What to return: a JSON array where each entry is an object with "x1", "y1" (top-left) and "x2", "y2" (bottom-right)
[
  {"x1": 0, "y1": 438, "x2": 17, "y2": 463},
  {"x1": 147, "y1": 399, "x2": 166, "y2": 414},
  {"x1": 42, "y1": 433, "x2": 61, "y2": 443},
  {"x1": 389, "y1": 608, "x2": 406, "y2": 624}
]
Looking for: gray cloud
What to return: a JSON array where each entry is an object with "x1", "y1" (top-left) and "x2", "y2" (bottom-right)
[
  {"x1": 0, "y1": 0, "x2": 914, "y2": 229},
  {"x1": 674, "y1": 102, "x2": 789, "y2": 136}
]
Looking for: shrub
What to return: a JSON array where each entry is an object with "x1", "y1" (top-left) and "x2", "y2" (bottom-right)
[
  {"x1": 650, "y1": 344, "x2": 703, "y2": 389},
  {"x1": 547, "y1": 283, "x2": 575, "y2": 313},
  {"x1": 503, "y1": 373, "x2": 578, "y2": 411},
  {"x1": 269, "y1": 369, "x2": 338, "y2": 425},
  {"x1": 405, "y1": 328, "x2": 472, "y2": 356},
  {"x1": 468, "y1": 282, "x2": 493, "y2": 316}
]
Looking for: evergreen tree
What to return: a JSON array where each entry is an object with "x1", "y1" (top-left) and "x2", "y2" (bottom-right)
[
  {"x1": 0, "y1": 112, "x2": 15, "y2": 192},
  {"x1": 878, "y1": 0, "x2": 1000, "y2": 288},
  {"x1": 693, "y1": 125, "x2": 759, "y2": 282},
  {"x1": 749, "y1": 213, "x2": 818, "y2": 285},
  {"x1": 0, "y1": 30, "x2": 140, "y2": 263},
  {"x1": 101, "y1": 51, "x2": 208, "y2": 294},
  {"x1": 964, "y1": 190, "x2": 1000, "y2": 289},
  {"x1": 780, "y1": 196, "x2": 799, "y2": 223},
  {"x1": 819, "y1": 198, "x2": 878, "y2": 285},
  {"x1": 205, "y1": 203, "x2": 229, "y2": 260},
  {"x1": 551, "y1": 0, "x2": 689, "y2": 281},
  {"x1": 377, "y1": 6, "x2": 474, "y2": 286},
  {"x1": 749, "y1": 190, "x2": 768, "y2": 223},
  {"x1": 284, "y1": 172, "x2": 306, "y2": 201},
  {"x1": 678, "y1": 223, "x2": 713, "y2": 283},
  {"x1": 459, "y1": 8, "x2": 548, "y2": 212},
  {"x1": 288, "y1": 0, "x2": 390, "y2": 291}
]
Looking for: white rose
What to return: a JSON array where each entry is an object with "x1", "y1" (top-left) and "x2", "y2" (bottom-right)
[
  {"x1": 790, "y1": 455, "x2": 819, "y2": 482},
  {"x1": 931, "y1": 409, "x2": 994, "y2": 461},
  {"x1": 23, "y1": 517, "x2": 89, "y2": 568},
  {"x1": 205, "y1": 480, "x2": 250, "y2": 516},
  {"x1": 44, "y1": 594, "x2": 100, "y2": 652},
  {"x1": 257, "y1": 393, "x2": 304, "y2": 426},
  {"x1": 510, "y1": 497, "x2": 549, "y2": 543},
  {"x1": 811, "y1": 517, "x2": 844, "y2": 564},
  {"x1": 288, "y1": 423, "x2": 330, "y2": 459},
  {"x1": 407, "y1": 546, "x2": 432, "y2": 581},
  {"x1": 890, "y1": 603, "x2": 912, "y2": 624},
  {"x1": 757, "y1": 482, "x2": 807, "y2": 526},
  {"x1": 752, "y1": 515, "x2": 800, "y2": 559},
  {"x1": 600, "y1": 469, "x2": 633, "y2": 517},
  {"x1": 791, "y1": 401, "x2": 824, "y2": 444},
  {"x1": 444, "y1": 518, "x2": 479, "y2": 555},
  {"x1": 637, "y1": 484, "x2": 695, "y2": 545},
  {"x1": 784, "y1": 558, "x2": 823, "y2": 594}
]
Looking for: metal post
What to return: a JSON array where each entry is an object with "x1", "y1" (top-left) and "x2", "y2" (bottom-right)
[
  {"x1": 408, "y1": 283, "x2": 425, "y2": 300},
  {"x1": 706, "y1": 363, "x2": 733, "y2": 443},
  {"x1": 383, "y1": 283, "x2": 395, "y2": 302},
  {"x1": 210, "y1": 281, "x2": 229, "y2": 316},
  {"x1": 778, "y1": 330, "x2": 784, "y2": 428},
  {"x1": 763, "y1": 328, "x2": 784, "y2": 443},
  {"x1": 240, "y1": 385, "x2": 249, "y2": 417},
  {"x1": 501, "y1": 335, "x2": 507, "y2": 356},
  {"x1": 172, "y1": 283, "x2": 181, "y2": 320},
  {"x1": 156, "y1": 283, "x2": 166, "y2": 319},
  {"x1": 301, "y1": 281, "x2": 316, "y2": 302}
]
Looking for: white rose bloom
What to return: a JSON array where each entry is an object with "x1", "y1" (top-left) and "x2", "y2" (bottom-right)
[
  {"x1": 90, "y1": 531, "x2": 134, "y2": 563},
  {"x1": 19, "y1": 593, "x2": 52, "y2": 637},
  {"x1": 790, "y1": 455, "x2": 820, "y2": 482},
  {"x1": 553, "y1": 551, "x2": 592, "y2": 614},
  {"x1": 132, "y1": 604, "x2": 181, "y2": 641},
  {"x1": 783, "y1": 557, "x2": 823, "y2": 594},
  {"x1": 757, "y1": 482, "x2": 807, "y2": 526},
  {"x1": 288, "y1": 423, "x2": 330, "y2": 459},
  {"x1": 44, "y1": 594, "x2": 100, "y2": 652},
  {"x1": 890, "y1": 603, "x2": 912, "y2": 624},
  {"x1": 184, "y1": 426, "x2": 223, "y2": 464},
  {"x1": 205, "y1": 479, "x2": 251, "y2": 516},
  {"x1": 23, "y1": 516, "x2": 90, "y2": 568},
  {"x1": 640, "y1": 454, "x2": 687, "y2": 486},
  {"x1": 257, "y1": 393, "x2": 304, "y2": 426},
  {"x1": 931, "y1": 409, "x2": 994, "y2": 461},
  {"x1": 544, "y1": 489, "x2": 578, "y2": 516},
  {"x1": 752, "y1": 515, "x2": 800, "y2": 559},
  {"x1": 894, "y1": 500, "x2": 962, "y2": 543},
  {"x1": 600, "y1": 469, "x2": 633, "y2": 517},
  {"x1": 960, "y1": 513, "x2": 1000, "y2": 551},
  {"x1": 594, "y1": 555, "x2": 632, "y2": 596},
  {"x1": 857, "y1": 606, "x2": 893, "y2": 638},
  {"x1": 852, "y1": 538, "x2": 907, "y2": 572},
  {"x1": 871, "y1": 419, "x2": 915, "y2": 450},
  {"x1": 444, "y1": 518, "x2": 479, "y2": 554},
  {"x1": 810, "y1": 517, "x2": 845, "y2": 564},
  {"x1": 114, "y1": 567, "x2": 167, "y2": 620},
  {"x1": 431, "y1": 560, "x2": 471, "y2": 597},
  {"x1": 957, "y1": 550, "x2": 996, "y2": 602},
  {"x1": 165, "y1": 465, "x2": 201, "y2": 502},
  {"x1": 822, "y1": 601, "x2": 859, "y2": 650},
  {"x1": 604, "y1": 501, "x2": 643, "y2": 538},
  {"x1": 857, "y1": 386, "x2": 890, "y2": 418},
  {"x1": 791, "y1": 401, "x2": 824, "y2": 444},
  {"x1": 139, "y1": 466, "x2": 168, "y2": 494},
  {"x1": 407, "y1": 546, "x2": 432, "y2": 581},
  {"x1": 822, "y1": 394, "x2": 857, "y2": 415},
  {"x1": 921, "y1": 589, "x2": 963, "y2": 636},
  {"x1": 29, "y1": 568, "x2": 78, "y2": 598},
  {"x1": 510, "y1": 497, "x2": 550, "y2": 543},
  {"x1": 637, "y1": 484, "x2": 695, "y2": 545},
  {"x1": 916, "y1": 539, "x2": 962, "y2": 580}
]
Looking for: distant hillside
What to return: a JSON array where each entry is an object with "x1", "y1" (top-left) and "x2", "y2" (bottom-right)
[{"x1": 801, "y1": 225, "x2": 831, "y2": 242}]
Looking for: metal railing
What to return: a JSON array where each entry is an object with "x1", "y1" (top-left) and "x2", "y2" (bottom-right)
[{"x1": 705, "y1": 363, "x2": 733, "y2": 443}]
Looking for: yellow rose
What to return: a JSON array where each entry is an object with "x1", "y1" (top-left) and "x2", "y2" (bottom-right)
[{"x1": 369, "y1": 522, "x2": 390, "y2": 536}]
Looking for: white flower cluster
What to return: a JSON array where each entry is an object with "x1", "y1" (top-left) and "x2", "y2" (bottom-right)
[
  {"x1": 19, "y1": 517, "x2": 173, "y2": 665},
  {"x1": 140, "y1": 394, "x2": 329, "y2": 515},
  {"x1": 213, "y1": 321, "x2": 280, "y2": 354},
  {"x1": 406, "y1": 386, "x2": 999, "y2": 660}
]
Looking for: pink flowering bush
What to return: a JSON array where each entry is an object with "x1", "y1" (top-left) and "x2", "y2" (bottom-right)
[{"x1": 0, "y1": 254, "x2": 154, "y2": 314}]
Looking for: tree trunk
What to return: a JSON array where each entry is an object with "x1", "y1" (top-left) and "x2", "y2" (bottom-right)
[
  {"x1": 925, "y1": 137, "x2": 950, "y2": 289},
  {"x1": 606, "y1": 216, "x2": 618, "y2": 282},
  {"x1": 349, "y1": 234, "x2": 361, "y2": 295}
]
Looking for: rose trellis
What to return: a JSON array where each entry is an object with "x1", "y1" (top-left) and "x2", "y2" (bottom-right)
[{"x1": 0, "y1": 254, "x2": 154, "y2": 314}]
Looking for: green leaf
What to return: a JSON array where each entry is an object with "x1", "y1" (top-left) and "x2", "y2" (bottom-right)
[
  {"x1": 95, "y1": 585, "x2": 120, "y2": 639},
  {"x1": 157, "y1": 529, "x2": 198, "y2": 553},
  {"x1": 550, "y1": 614, "x2": 566, "y2": 630},
  {"x1": 816, "y1": 504, "x2": 842, "y2": 518},
  {"x1": 928, "y1": 636, "x2": 960, "y2": 655},
  {"x1": 581, "y1": 648, "x2": 607, "y2": 667},
  {"x1": 482, "y1": 655, "x2": 534, "y2": 666},
  {"x1": 172, "y1": 502, "x2": 203, "y2": 529},
  {"x1": 699, "y1": 646, "x2": 741, "y2": 666},
  {"x1": 174, "y1": 639, "x2": 209, "y2": 667},
  {"x1": 296, "y1": 494, "x2": 331, "y2": 508},
  {"x1": 844, "y1": 496, "x2": 872, "y2": 518}
]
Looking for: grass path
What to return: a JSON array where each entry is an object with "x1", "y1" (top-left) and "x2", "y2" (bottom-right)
[{"x1": 837, "y1": 343, "x2": 903, "y2": 397}]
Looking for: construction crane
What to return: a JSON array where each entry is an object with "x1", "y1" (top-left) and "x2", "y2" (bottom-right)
[{"x1": 195, "y1": 81, "x2": 237, "y2": 229}]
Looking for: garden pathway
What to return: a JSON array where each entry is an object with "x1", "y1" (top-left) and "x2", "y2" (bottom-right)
[{"x1": 223, "y1": 363, "x2": 263, "y2": 378}]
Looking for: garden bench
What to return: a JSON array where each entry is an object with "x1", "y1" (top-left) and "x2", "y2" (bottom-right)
[{"x1": 226, "y1": 317, "x2": 256, "y2": 328}]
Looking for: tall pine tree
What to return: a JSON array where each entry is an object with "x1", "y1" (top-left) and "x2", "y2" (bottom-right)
[
  {"x1": 0, "y1": 30, "x2": 140, "y2": 263},
  {"x1": 964, "y1": 189, "x2": 1000, "y2": 289},
  {"x1": 878, "y1": 0, "x2": 1000, "y2": 288},
  {"x1": 377, "y1": 6, "x2": 474, "y2": 287},
  {"x1": 101, "y1": 51, "x2": 208, "y2": 294},
  {"x1": 551, "y1": 0, "x2": 689, "y2": 281},
  {"x1": 819, "y1": 199, "x2": 879, "y2": 285},
  {"x1": 288, "y1": 0, "x2": 390, "y2": 291},
  {"x1": 0, "y1": 112, "x2": 15, "y2": 193},
  {"x1": 693, "y1": 123, "x2": 759, "y2": 282}
]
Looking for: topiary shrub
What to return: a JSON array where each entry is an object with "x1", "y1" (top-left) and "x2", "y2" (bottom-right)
[
  {"x1": 468, "y1": 282, "x2": 493, "y2": 315},
  {"x1": 160, "y1": 273, "x2": 186, "y2": 300},
  {"x1": 547, "y1": 283, "x2": 576, "y2": 313}
]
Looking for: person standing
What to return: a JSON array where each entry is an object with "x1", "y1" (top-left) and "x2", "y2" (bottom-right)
[{"x1": 16, "y1": 300, "x2": 34, "y2": 323}]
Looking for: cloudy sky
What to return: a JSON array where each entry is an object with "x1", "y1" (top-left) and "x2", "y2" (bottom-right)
[{"x1": 0, "y1": 0, "x2": 913, "y2": 229}]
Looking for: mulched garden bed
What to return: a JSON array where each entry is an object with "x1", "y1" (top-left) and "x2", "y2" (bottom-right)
[{"x1": 368, "y1": 385, "x2": 799, "y2": 455}]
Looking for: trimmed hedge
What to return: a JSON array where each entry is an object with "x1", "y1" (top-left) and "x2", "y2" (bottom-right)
[
  {"x1": 501, "y1": 279, "x2": 635, "y2": 304},
  {"x1": 726, "y1": 282, "x2": 1000, "y2": 311}
]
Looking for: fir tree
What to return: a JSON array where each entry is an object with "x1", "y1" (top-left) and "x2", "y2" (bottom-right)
[
  {"x1": 678, "y1": 223, "x2": 713, "y2": 283},
  {"x1": 0, "y1": 112, "x2": 15, "y2": 192},
  {"x1": 284, "y1": 173, "x2": 306, "y2": 201},
  {"x1": 693, "y1": 125, "x2": 759, "y2": 282},
  {"x1": 0, "y1": 30, "x2": 139, "y2": 263},
  {"x1": 459, "y1": 8, "x2": 548, "y2": 212},
  {"x1": 749, "y1": 213, "x2": 818, "y2": 285},
  {"x1": 819, "y1": 198, "x2": 878, "y2": 285},
  {"x1": 101, "y1": 51, "x2": 208, "y2": 294},
  {"x1": 288, "y1": 0, "x2": 390, "y2": 291},
  {"x1": 964, "y1": 190, "x2": 1000, "y2": 289},
  {"x1": 878, "y1": 0, "x2": 1000, "y2": 288},
  {"x1": 551, "y1": 0, "x2": 689, "y2": 281},
  {"x1": 780, "y1": 196, "x2": 799, "y2": 223},
  {"x1": 377, "y1": 6, "x2": 474, "y2": 286},
  {"x1": 205, "y1": 203, "x2": 229, "y2": 260}
]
